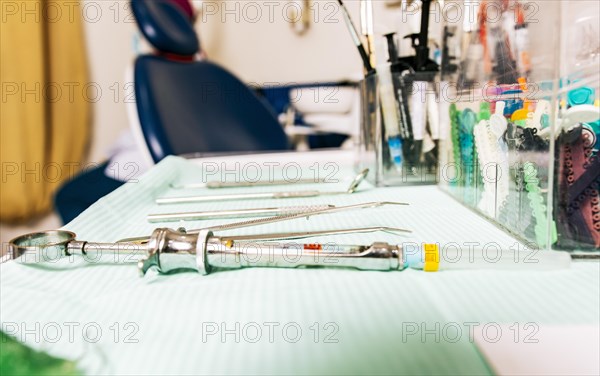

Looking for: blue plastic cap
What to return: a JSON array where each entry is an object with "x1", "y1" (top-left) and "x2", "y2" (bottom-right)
[
  {"x1": 568, "y1": 87, "x2": 595, "y2": 106},
  {"x1": 388, "y1": 136, "x2": 402, "y2": 149},
  {"x1": 388, "y1": 136, "x2": 403, "y2": 167},
  {"x1": 504, "y1": 100, "x2": 523, "y2": 116},
  {"x1": 403, "y1": 243, "x2": 424, "y2": 270}
]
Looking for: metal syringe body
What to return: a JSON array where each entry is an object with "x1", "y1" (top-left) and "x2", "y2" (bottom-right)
[{"x1": 138, "y1": 229, "x2": 404, "y2": 275}]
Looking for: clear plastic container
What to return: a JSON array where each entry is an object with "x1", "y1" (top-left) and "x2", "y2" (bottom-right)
[
  {"x1": 554, "y1": 2, "x2": 600, "y2": 250},
  {"x1": 438, "y1": 0, "x2": 599, "y2": 252},
  {"x1": 357, "y1": 71, "x2": 440, "y2": 187}
]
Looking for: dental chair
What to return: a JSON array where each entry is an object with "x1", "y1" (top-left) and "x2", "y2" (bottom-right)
[
  {"x1": 129, "y1": 0, "x2": 289, "y2": 163},
  {"x1": 55, "y1": 0, "x2": 288, "y2": 224}
]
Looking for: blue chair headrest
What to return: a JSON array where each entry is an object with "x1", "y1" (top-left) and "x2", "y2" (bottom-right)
[{"x1": 131, "y1": 0, "x2": 199, "y2": 56}]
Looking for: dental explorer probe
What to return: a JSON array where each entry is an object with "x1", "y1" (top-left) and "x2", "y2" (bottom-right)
[
  {"x1": 147, "y1": 205, "x2": 335, "y2": 223},
  {"x1": 156, "y1": 169, "x2": 370, "y2": 205}
]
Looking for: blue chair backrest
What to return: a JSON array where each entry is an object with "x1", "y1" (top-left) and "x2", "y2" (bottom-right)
[{"x1": 131, "y1": 0, "x2": 289, "y2": 162}]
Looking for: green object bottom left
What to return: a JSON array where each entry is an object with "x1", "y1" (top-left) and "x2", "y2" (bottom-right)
[{"x1": 0, "y1": 331, "x2": 79, "y2": 376}]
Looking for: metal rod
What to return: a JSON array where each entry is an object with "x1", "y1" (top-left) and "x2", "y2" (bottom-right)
[
  {"x1": 218, "y1": 226, "x2": 411, "y2": 243},
  {"x1": 171, "y1": 178, "x2": 330, "y2": 190},
  {"x1": 147, "y1": 205, "x2": 334, "y2": 223},
  {"x1": 337, "y1": 0, "x2": 374, "y2": 73},
  {"x1": 68, "y1": 242, "x2": 147, "y2": 259},
  {"x1": 360, "y1": 0, "x2": 375, "y2": 66},
  {"x1": 156, "y1": 190, "x2": 324, "y2": 205}
]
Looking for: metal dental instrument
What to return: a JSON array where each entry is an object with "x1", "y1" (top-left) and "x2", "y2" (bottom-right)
[
  {"x1": 125, "y1": 201, "x2": 409, "y2": 244},
  {"x1": 8, "y1": 230, "x2": 147, "y2": 264},
  {"x1": 139, "y1": 230, "x2": 573, "y2": 275},
  {"x1": 218, "y1": 227, "x2": 410, "y2": 243},
  {"x1": 337, "y1": 0, "x2": 374, "y2": 74},
  {"x1": 198, "y1": 201, "x2": 407, "y2": 232},
  {"x1": 147, "y1": 205, "x2": 334, "y2": 223},
  {"x1": 171, "y1": 178, "x2": 331, "y2": 190},
  {"x1": 7, "y1": 225, "x2": 409, "y2": 264},
  {"x1": 156, "y1": 169, "x2": 370, "y2": 205},
  {"x1": 360, "y1": 0, "x2": 375, "y2": 66},
  {"x1": 8, "y1": 228, "x2": 573, "y2": 277},
  {"x1": 7, "y1": 225, "x2": 411, "y2": 270}
]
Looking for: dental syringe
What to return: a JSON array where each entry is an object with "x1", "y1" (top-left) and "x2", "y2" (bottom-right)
[{"x1": 8, "y1": 228, "x2": 572, "y2": 276}]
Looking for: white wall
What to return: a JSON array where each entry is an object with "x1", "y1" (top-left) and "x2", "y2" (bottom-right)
[
  {"x1": 197, "y1": 1, "x2": 433, "y2": 83},
  {"x1": 81, "y1": 0, "x2": 137, "y2": 162},
  {"x1": 197, "y1": 0, "x2": 362, "y2": 84}
]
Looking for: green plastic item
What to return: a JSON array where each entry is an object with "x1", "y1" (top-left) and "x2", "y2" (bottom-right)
[
  {"x1": 478, "y1": 102, "x2": 491, "y2": 121},
  {"x1": 541, "y1": 114, "x2": 550, "y2": 129},
  {"x1": 523, "y1": 162, "x2": 558, "y2": 247},
  {"x1": 0, "y1": 332, "x2": 80, "y2": 375},
  {"x1": 515, "y1": 119, "x2": 527, "y2": 127},
  {"x1": 450, "y1": 104, "x2": 462, "y2": 181}
]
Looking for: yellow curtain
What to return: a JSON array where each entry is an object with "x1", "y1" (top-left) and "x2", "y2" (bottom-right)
[{"x1": 1, "y1": 0, "x2": 90, "y2": 222}]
